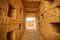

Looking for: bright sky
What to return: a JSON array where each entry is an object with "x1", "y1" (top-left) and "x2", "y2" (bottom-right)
[{"x1": 26, "y1": 17, "x2": 35, "y2": 21}]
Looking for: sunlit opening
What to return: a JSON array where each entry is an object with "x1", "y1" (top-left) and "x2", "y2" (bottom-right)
[{"x1": 26, "y1": 17, "x2": 36, "y2": 29}]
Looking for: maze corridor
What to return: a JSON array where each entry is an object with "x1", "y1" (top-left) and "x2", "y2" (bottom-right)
[{"x1": 0, "y1": 0, "x2": 60, "y2": 40}]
